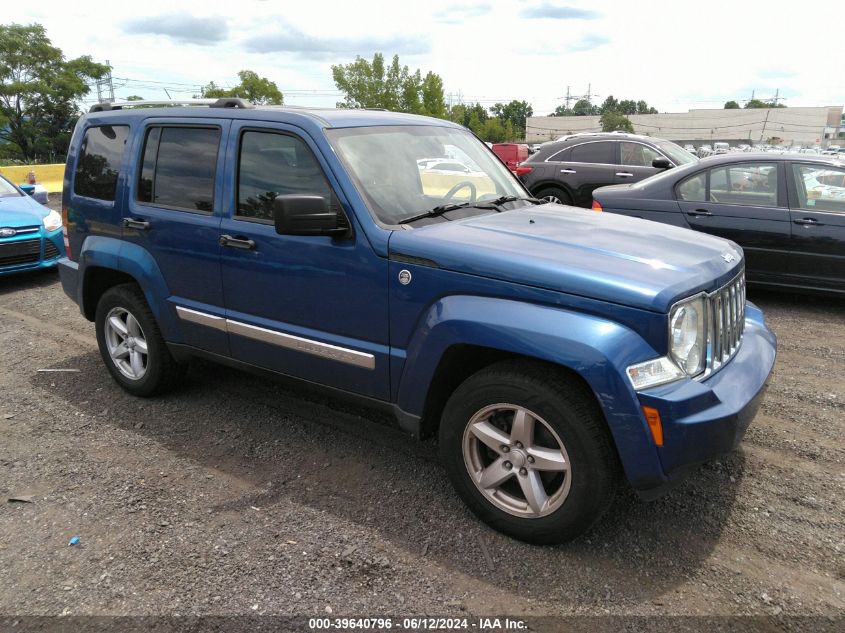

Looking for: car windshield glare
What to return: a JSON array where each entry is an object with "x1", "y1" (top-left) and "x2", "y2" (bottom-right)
[
  {"x1": 657, "y1": 141, "x2": 698, "y2": 166},
  {"x1": 326, "y1": 125, "x2": 526, "y2": 225},
  {"x1": 0, "y1": 175, "x2": 23, "y2": 198}
]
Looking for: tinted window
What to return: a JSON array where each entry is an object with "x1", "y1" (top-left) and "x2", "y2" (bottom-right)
[
  {"x1": 138, "y1": 126, "x2": 219, "y2": 212},
  {"x1": 620, "y1": 142, "x2": 662, "y2": 167},
  {"x1": 74, "y1": 125, "x2": 129, "y2": 201},
  {"x1": 570, "y1": 142, "x2": 614, "y2": 164},
  {"x1": 791, "y1": 164, "x2": 845, "y2": 214},
  {"x1": 709, "y1": 163, "x2": 778, "y2": 207},
  {"x1": 237, "y1": 131, "x2": 333, "y2": 221},
  {"x1": 546, "y1": 147, "x2": 571, "y2": 162},
  {"x1": 677, "y1": 172, "x2": 706, "y2": 201}
]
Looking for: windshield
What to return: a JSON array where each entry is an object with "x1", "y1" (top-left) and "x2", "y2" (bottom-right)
[
  {"x1": 326, "y1": 125, "x2": 528, "y2": 225},
  {"x1": 656, "y1": 140, "x2": 698, "y2": 166},
  {"x1": 0, "y1": 175, "x2": 23, "y2": 198}
]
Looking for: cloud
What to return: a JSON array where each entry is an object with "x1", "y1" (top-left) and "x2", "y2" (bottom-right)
[
  {"x1": 520, "y1": 4, "x2": 601, "y2": 20},
  {"x1": 244, "y1": 25, "x2": 430, "y2": 56},
  {"x1": 569, "y1": 34, "x2": 610, "y2": 52},
  {"x1": 759, "y1": 68, "x2": 797, "y2": 80},
  {"x1": 122, "y1": 13, "x2": 228, "y2": 45},
  {"x1": 435, "y1": 3, "x2": 493, "y2": 24}
]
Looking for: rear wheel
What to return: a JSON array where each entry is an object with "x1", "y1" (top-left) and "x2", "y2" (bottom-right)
[
  {"x1": 439, "y1": 361, "x2": 620, "y2": 543},
  {"x1": 95, "y1": 284, "x2": 184, "y2": 397},
  {"x1": 535, "y1": 186, "x2": 573, "y2": 206}
]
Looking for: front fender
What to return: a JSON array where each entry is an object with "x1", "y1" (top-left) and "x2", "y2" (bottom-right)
[{"x1": 396, "y1": 295, "x2": 666, "y2": 489}]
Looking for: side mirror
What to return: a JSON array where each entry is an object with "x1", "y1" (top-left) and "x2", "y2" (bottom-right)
[
  {"x1": 652, "y1": 157, "x2": 672, "y2": 169},
  {"x1": 273, "y1": 195, "x2": 349, "y2": 237}
]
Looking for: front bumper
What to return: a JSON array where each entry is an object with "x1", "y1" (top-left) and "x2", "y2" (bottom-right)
[
  {"x1": 633, "y1": 301, "x2": 776, "y2": 497},
  {"x1": 0, "y1": 229, "x2": 64, "y2": 276}
]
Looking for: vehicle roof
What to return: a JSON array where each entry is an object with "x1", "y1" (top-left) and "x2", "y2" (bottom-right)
[
  {"x1": 81, "y1": 104, "x2": 464, "y2": 130},
  {"x1": 697, "y1": 152, "x2": 845, "y2": 166}
]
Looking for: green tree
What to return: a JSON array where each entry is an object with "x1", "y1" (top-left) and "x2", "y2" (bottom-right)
[
  {"x1": 198, "y1": 70, "x2": 283, "y2": 105},
  {"x1": 549, "y1": 104, "x2": 571, "y2": 116},
  {"x1": 745, "y1": 99, "x2": 785, "y2": 109},
  {"x1": 124, "y1": 95, "x2": 144, "y2": 101},
  {"x1": 599, "y1": 95, "x2": 619, "y2": 114},
  {"x1": 636, "y1": 100, "x2": 658, "y2": 114},
  {"x1": 617, "y1": 99, "x2": 637, "y2": 115},
  {"x1": 724, "y1": 100, "x2": 740, "y2": 109},
  {"x1": 332, "y1": 53, "x2": 446, "y2": 117},
  {"x1": 0, "y1": 23, "x2": 107, "y2": 161},
  {"x1": 572, "y1": 99, "x2": 597, "y2": 116},
  {"x1": 489, "y1": 100, "x2": 533, "y2": 139},
  {"x1": 600, "y1": 110, "x2": 634, "y2": 133},
  {"x1": 421, "y1": 72, "x2": 447, "y2": 118}
]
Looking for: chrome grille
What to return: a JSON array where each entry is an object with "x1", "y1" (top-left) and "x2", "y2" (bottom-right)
[{"x1": 708, "y1": 271, "x2": 745, "y2": 372}]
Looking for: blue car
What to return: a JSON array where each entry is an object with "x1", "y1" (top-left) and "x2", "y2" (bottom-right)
[
  {"x1": 58, "y1": 100, "x2": 776, "y2": 543},
  {"x1": 0, "y1": 174, "x2": 65, "y2": 276}
]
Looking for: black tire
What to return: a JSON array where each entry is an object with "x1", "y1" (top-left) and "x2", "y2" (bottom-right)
[
  {"x1": 95, "y1": 283, "x2": 185, "y2": 397},
  {"x1": 439, "y1": 360, "x2": 620, "y2": 544},
  {"x1": 535, "y1": 186, "x2": 573, "y2": 206}
]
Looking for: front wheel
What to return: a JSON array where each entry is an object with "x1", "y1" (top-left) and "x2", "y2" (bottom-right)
[
  {"x1": 439, "y1": 361, "x2": 620, "y2": 544},
  {"x1": 95, "y1": 283, "x2": 184, "y2": 397}
]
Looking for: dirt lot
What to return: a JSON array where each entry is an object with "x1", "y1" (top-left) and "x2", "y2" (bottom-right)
[{"x1": 0, "y1": 262, "x2": 843, "y2": 628}]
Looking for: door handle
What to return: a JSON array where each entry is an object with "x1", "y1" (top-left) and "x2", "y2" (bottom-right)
[
  {"x1": 123, "y1": 218, "x2": 151, "y2": 230},
  {"x1": 560, "y1": 168, "x2": 577, "y2": 174},
  {"x1": 615, "y1": 172, "x2": 634, "y2": 178},
  {"x1": 793, "y1": 218, "x2": 819, "y2": 226},
  {"x1": 687, "y1": 209, "x2": 713, "y2": 217},
  {"x1": 219, "y1": 234, "x2": 256, "y2": 250}
]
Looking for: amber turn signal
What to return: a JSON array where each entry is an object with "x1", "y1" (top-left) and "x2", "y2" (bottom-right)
[{"x1": 642, "y1": 406, "x2": 664, "y2": 446}]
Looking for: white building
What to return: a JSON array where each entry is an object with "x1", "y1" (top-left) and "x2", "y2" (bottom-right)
[{"x1": 525, "y1": 106, "x2": 844, "y2": 147}]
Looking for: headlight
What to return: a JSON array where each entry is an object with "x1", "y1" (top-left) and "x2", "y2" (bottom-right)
[
  {"x1": 626, "y1": 294, "x2": 707, "y2": 391},
  {"x1": 43, "y1": 209, "x2": 62, "y2": 232},
  {"x1": 669, "y1": 296, "x2": 706, "y2": 377}
]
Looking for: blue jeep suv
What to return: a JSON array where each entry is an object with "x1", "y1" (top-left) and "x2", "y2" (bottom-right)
[{"x1": 58, "y1": 99, "x2": 776, "y2": 543}]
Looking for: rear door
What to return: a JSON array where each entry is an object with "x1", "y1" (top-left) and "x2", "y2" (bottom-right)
[
  {"x1": 556, "y1": 140, "x2": 618, "y2": 206},
  {"x1": 122, "y1": 119, "x2": 230, "y2": 355},
  {"x1": 786, "y1": 162, "x2": 845, "y2": 292},
  {"x1": 675, "y1": 161, "x2": 792, "y2": 281}
]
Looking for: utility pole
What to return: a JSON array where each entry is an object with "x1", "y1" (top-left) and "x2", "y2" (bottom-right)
[
  {"x1": 565, "y1": 86, "x2": 571, "y2": 109},
  {"x1": 760, "y1": 108, "x2": 771, "y2": 142},
  {"x1": 586, "y1": 83, "x2": 592, "y2": 105},
  {"x1": 771, "y1": 89, "x2": 780, "y2": 106},
  {"x1": 95, "y1": 59, "x2": 115, "y2": 103}
]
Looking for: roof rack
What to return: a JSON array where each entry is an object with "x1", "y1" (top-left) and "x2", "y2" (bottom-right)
[{"x1": 89, "y1": 98, "x2": 255, "y2": 113}]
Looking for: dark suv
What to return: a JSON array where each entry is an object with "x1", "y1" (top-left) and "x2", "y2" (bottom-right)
[{"x1": 519, "y1": 132, "x2": 698, "y2": 207}]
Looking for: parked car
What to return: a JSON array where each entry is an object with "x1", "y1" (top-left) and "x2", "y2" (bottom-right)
[
  {"x1": 697, "y1": 145, "x2": 714, "y2": 158},
  {"x1": 58, "y1": 99, "x2": 776, "y2": 543},
  {"x1": 683, "y1": 144, "x2": 696, "y2": 154},
  {"x1": 592, "y1": 153, "x2": 845, "y2": 294},
  {"x1": 490, "y1": 143, "x2": 529, "y2": 173},
  {"x1": 713, "y1": 142, "x2": 730, "y2": 154},
  {"x1": 0, "y1": 173, "x2": 65, "y2": 276},
  {"x1": 517, "y1": 132, "x2": 698, "y2": 207}
]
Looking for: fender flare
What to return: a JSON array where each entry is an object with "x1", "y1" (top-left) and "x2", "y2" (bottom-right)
[
  {"x1": 396, "y1": 295, "x2": 666, "y2": 488},
  {"x1": 79, "y1": 236, "x2": 182, "y2": 342}
]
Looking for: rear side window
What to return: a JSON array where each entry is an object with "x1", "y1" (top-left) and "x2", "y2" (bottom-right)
[
  {"x1": 138, "y1": 126, "x2": 220, "y2": 212},
  {"x1": 74, "y1": 125, "x2": 129, "y2": 201},
  {"x1": 676, "y1": 172, "x2": 706, "y2": 201},
  {"x1": 570, "y1": 142, "x2": 614, "y2": 164}
]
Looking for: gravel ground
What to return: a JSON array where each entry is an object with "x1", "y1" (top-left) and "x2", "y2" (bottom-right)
[{"x1": 0, "y1": 237, "x2": 843, "y2": 628}]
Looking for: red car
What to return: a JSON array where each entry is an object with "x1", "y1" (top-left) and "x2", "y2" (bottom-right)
[{"x1": 491, "y1": 143, "x2": 528, "y2": 173}]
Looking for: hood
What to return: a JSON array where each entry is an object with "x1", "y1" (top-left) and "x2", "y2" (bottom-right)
[
  {"x1": 389, "y1": 205, "x2": 743, "y2": 313},
  {"x1": 0, "y1": 195, "x2": 48, "y2": 228}
]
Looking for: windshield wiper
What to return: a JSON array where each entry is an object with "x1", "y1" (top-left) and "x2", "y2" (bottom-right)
[
  {"x1": 398, "y1": 202, "x2": 471, "y2": 225},
  {"x1": 474, "y1": 195, "x2": 544, "y2": 209}
]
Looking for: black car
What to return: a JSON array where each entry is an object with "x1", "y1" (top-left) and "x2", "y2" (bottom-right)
[
  {"x1": 518, "y1": 132, "x2": 698, "y2": 207},
  {"x1": 592, "y1": 153, "x2": 845, "y2": 294}
]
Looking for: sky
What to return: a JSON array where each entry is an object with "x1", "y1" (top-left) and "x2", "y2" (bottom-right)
[{"x1": 16, "y1": 0, "x2": 845, "y2": 115}]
